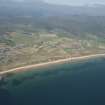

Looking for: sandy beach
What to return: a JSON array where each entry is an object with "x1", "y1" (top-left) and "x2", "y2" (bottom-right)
[{"x1": 0, "y1": 53, "x2": 105, "y2": 75}]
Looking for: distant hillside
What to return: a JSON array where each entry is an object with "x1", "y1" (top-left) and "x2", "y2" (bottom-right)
[
  {"x1": 1, "y1": 0, "x2": 105, "y2": 16},
  {"x1": 0, "y1": 0, "x2": 105, "y2": 72},
  {"x1": 0, "y1": 0, "x2": 105, "y2": 37}
]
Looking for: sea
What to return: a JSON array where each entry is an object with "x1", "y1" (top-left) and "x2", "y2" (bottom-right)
[{"x1": 0, "y1": 57, "x2": 105, "y2": 105}]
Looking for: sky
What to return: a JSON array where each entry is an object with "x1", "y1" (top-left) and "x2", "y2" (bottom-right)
[{"x1": 44, "y1": 0, "x2": 105, "y2": 5}]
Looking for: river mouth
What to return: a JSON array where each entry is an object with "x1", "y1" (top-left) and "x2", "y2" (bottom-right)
[{"x1": 0, "y1": 57, "x2": 105, "y2": 105}]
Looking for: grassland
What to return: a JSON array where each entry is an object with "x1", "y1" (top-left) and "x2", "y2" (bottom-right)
[{"x1": 0, "y1": 31, "x2": 105, "y2": 72}]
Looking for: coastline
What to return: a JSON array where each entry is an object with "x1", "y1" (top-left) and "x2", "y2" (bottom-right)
[{"x1": 0, "y1": 53, "x2": 105, "y2": 75}]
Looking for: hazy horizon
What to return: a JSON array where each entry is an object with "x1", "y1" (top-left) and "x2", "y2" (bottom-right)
[
  {"x1": 44, "y1": 0, "x2": 105, "y2": 6},
  {"x1": 1, "y1": 0, "x2": 105, "y2": 6}
]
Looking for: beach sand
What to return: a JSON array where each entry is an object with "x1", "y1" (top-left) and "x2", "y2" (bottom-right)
[{"x1": 0, "y1": 53, "x2": 105, "y2": 75}]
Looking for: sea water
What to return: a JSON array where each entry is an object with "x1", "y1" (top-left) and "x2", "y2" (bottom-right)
[{"x1": 0, "y1": 57, "x2": 105, "y2": 105}]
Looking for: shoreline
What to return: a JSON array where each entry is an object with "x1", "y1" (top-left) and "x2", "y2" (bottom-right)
[{"x1": 0, "y1": 53, "x2": 105, "y2": 75}]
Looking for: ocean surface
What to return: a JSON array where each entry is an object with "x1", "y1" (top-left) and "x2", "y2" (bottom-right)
[{"x1": 0, "y1": 57, "x2": 105, "y2": 105}]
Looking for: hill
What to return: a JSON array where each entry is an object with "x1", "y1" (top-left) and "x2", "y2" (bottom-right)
[{"x1": 0, "y1": 0, "x2": 105, "y2": 71}]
